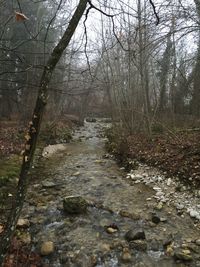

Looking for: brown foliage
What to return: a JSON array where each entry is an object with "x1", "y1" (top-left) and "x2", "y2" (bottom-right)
[{"x1": 3, "y1": 237, "x2": 47, "y2": 267}]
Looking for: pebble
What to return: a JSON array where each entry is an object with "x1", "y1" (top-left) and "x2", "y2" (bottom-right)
[
  {"x1": 100, "y1": 243, "x2": 110, "y2": 252},
  {"x1": 153, "y1": 186, "x2": 162, "y2": 191},
  {"x1": 106, "y1": 227, "x2": 118, "y2": 234},
  {"x1": 63, "y1": 195, "x2": 88, "y2": 214},
  {"x1": 121, "y1": 248, "x2": 132, "y2": 262},
  {"x1": 160, "y1": 217, "x2": 167, "y2": 222},
  {"x1": 17, "y1": 218, "x2": 30, "y2": 228},
  {"x1": 156, "y1": 191, "x2": 164, "y2": 197},
  {"x1": 73, "y1": 172, "x2": 80, "y2": 176},
  {"x1": 152, "y1": 214, "x2": 160, "y2": 224},
  {"x1": 196, "y1": 239, "x2": 200, "y2": 246},
  {"x1": 42, "y1": 181, "x2": 56, "y2": 188},
  {"x1": 155, "y1": 202, "x2": 163, "y2": 210},
  {"x1": 129, "y1": 240, "x2": 147, "y2": 251},
  {"x1": 189, "y1": 209, "x2": 200, "y2": 220},
  {"x1": 176, "y1": 204, "x2": 184, "y2": 210},
  {"x1": 174, "y1": 249, "x2": 193, "y2": 261},
  {"x1": 40, "y1": 241, "x2": 54, "y2": 256},
  {"x1": 167, "y1": 178, "x2": 172, "y2": 186}
]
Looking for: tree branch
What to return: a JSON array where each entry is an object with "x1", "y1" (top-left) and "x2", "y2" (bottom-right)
[{"x1": 149, "y1": 0, "x2": 160, "y2": 25}]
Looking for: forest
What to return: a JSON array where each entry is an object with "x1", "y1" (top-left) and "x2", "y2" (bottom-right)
[{"x1": 0, "y1": 0, "x2": 200, "y2": 266}]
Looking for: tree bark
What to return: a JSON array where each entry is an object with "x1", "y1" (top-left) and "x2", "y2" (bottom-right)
[
  {"x1": 0, "y1": 0, "x2": 88, "y2": 264},
  {"x1": 190, "y1": 0, "x2": 200, "y2": 116}
]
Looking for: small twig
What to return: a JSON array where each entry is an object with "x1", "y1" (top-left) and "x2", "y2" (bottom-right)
[
  {"x1": 88, "y1": 0, "x2": 129, "y2": 52},
  {"x1": 88, "y1": 0, "x2": 114, "y2": 18}
]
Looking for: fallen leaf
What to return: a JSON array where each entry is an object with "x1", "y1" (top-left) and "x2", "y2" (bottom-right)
[
  {"x1": 0, "y1": 225, "x2": 4, "y2": 234},
  {"x1": 15, "y1": 11, "x2": 29, "y2": 21}
]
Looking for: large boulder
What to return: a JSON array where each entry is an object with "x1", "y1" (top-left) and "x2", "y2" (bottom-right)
[{"x1": 63, "y1": 196, "x2": 88, "y2": 214}]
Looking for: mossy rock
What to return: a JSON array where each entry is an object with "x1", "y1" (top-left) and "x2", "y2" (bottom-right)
[{"x1": 63, "y1": 196, "x2": 88, "y2": 214}]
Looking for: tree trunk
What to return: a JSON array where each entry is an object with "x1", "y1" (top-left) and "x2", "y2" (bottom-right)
[
  {"x1": 0, "y1": 0, "x2": 88, "y2": 264},
  {"x1": 190, "y1": 0, "x2": 200, "y2": 116},
  {"x1": 158, "y1": 34, "x2": 172, "y2": 113}
]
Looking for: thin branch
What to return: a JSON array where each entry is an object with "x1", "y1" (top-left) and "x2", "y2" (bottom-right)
[
  {"x1": 83, "y1": 6, "x2": 93, "y2": 75},
  {"x1": 149, "y1": 0, "x2": 160, "y2": 25}
]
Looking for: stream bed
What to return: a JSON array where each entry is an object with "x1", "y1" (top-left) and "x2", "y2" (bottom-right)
[{"x1": 20, "y1": 120, "x2": 200, "y2": 267}]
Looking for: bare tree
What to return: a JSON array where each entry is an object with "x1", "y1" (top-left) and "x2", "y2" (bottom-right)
[{"x1": 0, "y1": 0, "x2": 88, "y2": 263}]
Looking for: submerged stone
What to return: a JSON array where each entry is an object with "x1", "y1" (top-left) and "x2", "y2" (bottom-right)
[
  {"x1": 129, "y1": 240, "x2": 147, "y2": 251},
  {"x1": 121, "y1": 248, "x2": 132, "y2": 262},
  {"x1": 152, "y1": 214, "x2": 161, "y2": 224},
  {"x1": 63, "y1": 196, "x2": 88, "y2": 214}
]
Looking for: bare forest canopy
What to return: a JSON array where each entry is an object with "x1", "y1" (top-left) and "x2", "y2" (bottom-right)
[
  {"x1": 0, "y1": 0, "x2": 200, "y2": 132},
  {"x1": 1, "y1": 0, "x2": 200, "y2": 265}
]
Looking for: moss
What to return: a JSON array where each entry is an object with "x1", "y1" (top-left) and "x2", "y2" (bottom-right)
[{"x1": 0, "y1": 155, "x2": 21, "y2": 186}]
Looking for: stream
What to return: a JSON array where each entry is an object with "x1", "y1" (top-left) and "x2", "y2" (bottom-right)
[{"x1": 20, "y1": 120, "x2": 200, "y2": 267}]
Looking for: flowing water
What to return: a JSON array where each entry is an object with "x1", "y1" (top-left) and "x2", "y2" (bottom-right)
[{"x1": 21, "y1": 121, "x2": 200, "y2": 267}]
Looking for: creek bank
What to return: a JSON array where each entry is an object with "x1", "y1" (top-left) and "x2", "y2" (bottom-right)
[
  {"x1": 0, "y1": 118, "x2": 77, "y2": 266},
  {"x1": 105, "y1": 127, "x2": 200, "y2": 221},
  {"x1": 105, "y1": 127, "x2": 200, "y2": 187}
]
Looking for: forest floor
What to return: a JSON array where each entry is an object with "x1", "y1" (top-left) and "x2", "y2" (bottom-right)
[
  {"x1": 107, "y1": 128, "x2": 200, "y2": 189},
  {"x1": 128, "y1": 131, "x2": 200, "y2": 188}
]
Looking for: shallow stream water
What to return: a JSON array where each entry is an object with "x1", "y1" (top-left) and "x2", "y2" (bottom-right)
[{"x1": 21, "y1": 121, "x2": 200, "y2": 267}]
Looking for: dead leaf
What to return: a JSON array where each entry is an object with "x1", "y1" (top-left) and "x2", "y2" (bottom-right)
[
  {"x1": 15, "y1": 11, "x2": 29, "y2": 22},
  {"x1": 0, "y1": 225, "x2": 4, "y2": 234}
]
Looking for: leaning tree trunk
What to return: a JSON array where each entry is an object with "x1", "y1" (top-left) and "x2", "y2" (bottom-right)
[
  {"x1": 191, "y1": 0, "x2": 200, "y2": 116},
  {"x1": 0, "y1": 0, "x2": 88, "y2": 264}
]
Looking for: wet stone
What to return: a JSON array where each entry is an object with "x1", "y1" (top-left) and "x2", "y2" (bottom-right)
[
  {"x1": 196, "y1": 239, "x2": 200, "y2": 246},
  {"x1": 163, "y1": 235, "x2": 173, "y2": 248},
  {"x1": 40, "y1": 241, "x2": 54, "y2": 256},
  {"x1": 125, "y1": 229, "x2": 146, "y2": 242},
  {"x1": 129, "y1": 240, "x2": 147, "y2": 251},
  {"x1": 119, "y1": 210, "x2": 140, "y2": 220},
  {"x1": 100, "y1": 243, "x2": 111, "y2": 252},
  {"x1": 150, "y1": 239, "x2": 160, "y2": 251},
  {"x1": 86, "y1": 117, "x2": 97, "y2": 122},
  {"x1": 121, "y1": 248, "x2": 132, "y2": 262},
  {"x1": 63, "y1": 196, "x2": 88, "y2": 214},
  {"x1": 106, "y1": 227, "x2": 118, "y2": 234},
  {"x1": 42, "y1": 181, "x2": 56, "y2": 188},
  {"x1": 174, "y1": 249, "x2": 193, "y2": 262},
  {"x1": 151, "y1": 214, "x2": 161, "y2": 224},
  {"x1": 17, "y1": 218, "x2": 30, "y2": 228},
  {"x1": 155, "y1": 202, "x2": 163, "y2": 210}
]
